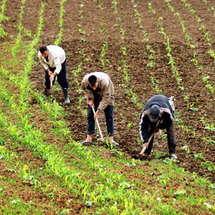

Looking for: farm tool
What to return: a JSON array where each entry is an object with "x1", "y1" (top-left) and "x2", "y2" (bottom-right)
[
  {"x1": 139, "y1": 120, "x2": 161, "y2": 156},
  {"x1": 50, "y1": 74, "x2": 54, "y2": 88},
  {"x1": 92, "y1": 106, "x2": 104, "y2": 142}
]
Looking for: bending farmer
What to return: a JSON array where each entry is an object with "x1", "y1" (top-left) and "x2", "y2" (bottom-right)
[
  {"x1": 38, "y1": 45, "x2": 70, "y2": 104},
  {"x1": 81, "y1": 72, "x2": 118, "y2": 146},
  {"x1": 139, "y1": 95, "x2": 177, "y2": 159}
]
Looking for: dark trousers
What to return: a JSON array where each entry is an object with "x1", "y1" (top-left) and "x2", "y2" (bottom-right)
[
  {"x1": 87, "y1": 105, "x2": 114, "y2": 136},
  {"x1": 45, "y1": 60, "x2": 69, "y2": 89},
  {"x1": 145, "y1": 125, "x2": 176, "y2": 154}
]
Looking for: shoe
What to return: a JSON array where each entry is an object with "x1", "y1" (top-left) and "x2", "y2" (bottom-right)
[
  {"x1": 109, "y1": 140, "x2": 119, "y2": 146},
  {"x1": 63, "y1": 88, "x2": 70, "y2": 104},
  {"x1": 170, "y1": 153, "x2": 177, "y2": 159},
  {"x1": 64, "y1": 98, "x2": 70, "y2": 104},
  {"x1": 79, "y1": 141, "x2": 92, "y2": 146}
]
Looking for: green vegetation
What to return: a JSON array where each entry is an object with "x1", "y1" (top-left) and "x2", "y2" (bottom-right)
[{"x1": 0, "y1": 0, "x2": 214, "y2": 213}]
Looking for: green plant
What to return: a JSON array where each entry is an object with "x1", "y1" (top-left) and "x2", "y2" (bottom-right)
[
  {"x1": 201, "y1": 161, "x2": 215, "y2": 171},
  {"x1": 194, "y1": 153, "x2": 204, "y2": 162},
  {"x1": 154, "y1": 151, "x2": 166, "y2": 159},
  {"x1": 55, "y1": 0, "x2": 67, "y2": 45}
]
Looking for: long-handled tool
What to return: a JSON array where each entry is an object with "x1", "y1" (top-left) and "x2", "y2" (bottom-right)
[
  {"x1": 92, "y1": 106, "x2": 104, "y2": 142},
  {"x1": 50, "y1": 74, "x2": 54, "y2": 88},
  {"x1": 139, "y1": 132, "x2": 155, "y2": 156},
  {"x1": 139, "y1": 120, "x2": 161, "y2": 156}
]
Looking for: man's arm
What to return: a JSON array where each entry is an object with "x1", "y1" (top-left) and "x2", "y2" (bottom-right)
[
  {"x1": 166, "y1": 125, "x2": 176, "y2": 151},
  {"x1": 139, "y1": 111, "x2": 151, "y2": 143}
]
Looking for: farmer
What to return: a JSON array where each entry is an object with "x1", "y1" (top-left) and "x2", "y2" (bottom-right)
[
  {"x1": 81, "y1": 72, "x2": 118, "y2": 146},
  {"x1": 38, "y1": 45, "x2": 70, "y2": 103},
  {"x1": 139, "y1": 95, "x2": 177, "y2": 159}
]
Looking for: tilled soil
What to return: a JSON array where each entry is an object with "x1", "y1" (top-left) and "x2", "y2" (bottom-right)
[{"x1": 3, "y1": 0, "x2": 215, "y2": 182}]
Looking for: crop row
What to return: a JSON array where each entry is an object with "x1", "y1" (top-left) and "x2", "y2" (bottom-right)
[
  {"x1": 148, "y1": 1, "x2": 215, "y2": 171},
  {"x1": 165, "y1": 0, "x2": 214, "y2": 95},
  {"x1": 180, "y1": 0, "x2": 215, "y2": 63},
  {"x1": 0, "y1": 0, "x2": 214, "y2": 213},
  {"x1": 0, "y1": 0, "x2": 9, "y2": 37},
  {"x1": 0, "y1": 1, "x2": 159, "y2": 213}
]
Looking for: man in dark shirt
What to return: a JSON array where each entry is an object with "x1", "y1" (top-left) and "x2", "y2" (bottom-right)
[{"x1": 139, "y1": 95, "x2": 177, "y2": 159}]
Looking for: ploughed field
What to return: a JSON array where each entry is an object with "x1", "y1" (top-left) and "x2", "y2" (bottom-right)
[
  {"x1": 0, "y1": 0, "x2": 214, "y2": 214},
  {"x1": 29, "y1": 0, "x2": 215, "y2": 180}
]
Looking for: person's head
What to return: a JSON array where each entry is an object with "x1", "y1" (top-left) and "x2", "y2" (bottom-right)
[
  {"x1": 149, "y1": 104, "x2": 160, "y2": 123},
  {"x1": 39, "y1": 46, "x2": 49, "y2": 58},
  {"x1": 88, "y1": 75, "x2": 98, "y2": 90}
]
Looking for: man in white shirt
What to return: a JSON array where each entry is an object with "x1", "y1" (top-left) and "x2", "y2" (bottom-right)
[{"x1": 38, "y1": 45, "x2": 70, "y2": 103}]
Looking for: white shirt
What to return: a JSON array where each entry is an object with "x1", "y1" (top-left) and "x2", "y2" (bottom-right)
[{"x1": 38, "y1": 45, "x2": 66, "y2": 74}]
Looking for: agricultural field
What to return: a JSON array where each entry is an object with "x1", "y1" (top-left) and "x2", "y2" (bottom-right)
[{"x1": 0, "y1": 0, "x2": 214, "y2": 214}]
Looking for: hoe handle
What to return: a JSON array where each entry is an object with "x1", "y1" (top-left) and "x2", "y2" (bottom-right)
[
  {"x1": 139, "y1": 132, "x2": 155, "y2": 155},
  {"x1": 50, "y1": 74, "x2": 54, "y2": 87},
  {"x1": 92, "y1": 107, "x2": 104, "y2": 142},
  {"x1": 139, "y1": 120, "x2": 161, "y2": 156}
]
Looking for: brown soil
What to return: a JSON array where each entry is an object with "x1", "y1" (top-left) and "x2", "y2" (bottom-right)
[{"x1": 2, "y1": 0, "x2": 215, "y2": 187}]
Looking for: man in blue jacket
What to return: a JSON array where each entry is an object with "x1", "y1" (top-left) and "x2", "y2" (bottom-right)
[{"x1": 139, "y1": 95, "x2": 177, "y2": 159}]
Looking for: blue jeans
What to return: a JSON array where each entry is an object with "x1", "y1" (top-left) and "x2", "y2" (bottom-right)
[
  {"x1": 45, "y1": 60, "x2": 69, "y2": 89},
  {"x1": 87, "y1": 105, "x2": 114, "y2": 136}
]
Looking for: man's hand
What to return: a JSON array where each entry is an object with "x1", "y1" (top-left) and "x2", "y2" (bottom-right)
[
  {"x1": 88, "y1": 99, "x2": 94, "y2": 107},
  {"x1": 143, "y1": 142, "x2": 148, "y2": 149},
  {"x1": 47, "y1": 68, "x2": 52, "y2": 76},
  {"x1": 94, "y1": 109, "x2": 100, "y2": 119}
]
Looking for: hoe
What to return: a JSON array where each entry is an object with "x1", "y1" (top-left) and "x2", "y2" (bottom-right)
[
  {"x1": 92, "y1": 106, "x2": 104, "y2": 142},
  {"x1": 139, "y1": 120, "x2": 161, "y2": 156}
]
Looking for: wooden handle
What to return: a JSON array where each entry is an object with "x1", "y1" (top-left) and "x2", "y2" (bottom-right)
[
  {"x1": 92, "y1": 107, "x2": 104, "y2": 142},
  {"x1": 139, "y1": 120, "x2": 161, "y2": 155}
]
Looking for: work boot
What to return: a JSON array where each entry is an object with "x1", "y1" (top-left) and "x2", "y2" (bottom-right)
[
  {"x1": 170, "y1": 153, "x2": 177, "y2": 160},
  {"x1": 63, "y1": 88, "x2": 70, "y2": 104},
  {"x1": 44, "y1": 88, "x2": 51, "y2": 97}
]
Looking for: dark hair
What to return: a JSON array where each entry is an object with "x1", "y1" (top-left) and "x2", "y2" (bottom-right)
[
  {"x1": 39, "y1": 46, "x2": 48, "y2": 54},
  {"x1": 88, "y1": 75, "x2": 97, "y2": 87}
]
